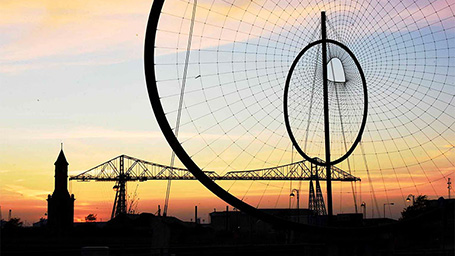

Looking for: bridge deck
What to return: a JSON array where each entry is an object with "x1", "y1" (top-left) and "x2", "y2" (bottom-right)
[{"x1": 70, "y1": 155, "x2": 360, "y2": 182}]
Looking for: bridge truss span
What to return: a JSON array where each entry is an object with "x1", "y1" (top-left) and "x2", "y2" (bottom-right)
[
  {"x1": 70, "y1": 155, "x2": 360, "y2": 182},
  {"x1": 69, "y1": 155, "x2": 360, "y2": 218}
]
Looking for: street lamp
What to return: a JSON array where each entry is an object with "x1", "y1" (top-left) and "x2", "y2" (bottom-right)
[
  {"x1": 383, "y1": 202, "x2": 394, "y2": 218},
  {"x1": 360, "y1": 202, "x2": 366, "y2": 219},
  {"x1": 406, "y1": 194, "x2": 415, "y2": 205},
  {"x1": 290, "y1": 189, "x2": 300, "y2": 223},
  {"x1": 290, "y1": 189, "x2": 300, "y2": 210}
]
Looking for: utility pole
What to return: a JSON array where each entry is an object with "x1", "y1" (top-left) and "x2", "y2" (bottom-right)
[
  {"x1": 225, "y1": 205, "x2": 229, "y2": 231},
  {"x1": 195, "y1": 205, "x2": 198, "y2": 223}
]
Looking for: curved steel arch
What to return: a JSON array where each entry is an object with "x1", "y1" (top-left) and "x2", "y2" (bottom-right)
[
  {"x1": 143, "y1": 0, "x2": 384, "y2": 234},
  {"x1": 144, "y1": 0, "x2": 319, "y2": 232}
]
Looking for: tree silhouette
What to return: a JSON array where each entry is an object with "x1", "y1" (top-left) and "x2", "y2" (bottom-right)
[
  {"x1": 4, "y1": 218, "x2": 23, "y2": 228},
  {"x1": 400, "y1": 195, "x2": 428, "y2": 220},
  {"x1": 85, "y1": 213, "x2": 97, "y2": 222}
]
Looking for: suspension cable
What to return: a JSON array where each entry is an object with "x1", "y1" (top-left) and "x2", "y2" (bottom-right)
[{"x1": 163, "y1": 0, "x2": 198, "y2": 217}]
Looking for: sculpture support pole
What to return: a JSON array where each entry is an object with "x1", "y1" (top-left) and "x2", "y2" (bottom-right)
[{"x1": 321, "y1": 11, "x2": 333, "y2": 218}]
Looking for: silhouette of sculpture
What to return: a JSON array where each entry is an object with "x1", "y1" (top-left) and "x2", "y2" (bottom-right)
[{"x1": 47, "y1": 148, "x2": 75, "y2": 232}]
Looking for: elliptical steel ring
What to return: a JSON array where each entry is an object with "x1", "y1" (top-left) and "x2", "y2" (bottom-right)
[{"x1": 283, "y1": 39, "x2": 368, "y2": 167}]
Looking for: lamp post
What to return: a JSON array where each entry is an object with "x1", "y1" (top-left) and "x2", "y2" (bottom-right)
[
  {"x1": 360, "y1": 202, "x2": 366, "y2": 219},
  {"x1": 290, "y1": 189, "x2": 300, "y2": 223},
  {"x1": 383, "y1": 202, "x2": 394, "y2": 218},
  {"x1": 406, "y1": 194, "x2": 415, "y2": 205},
  {"x1": 290, "y1": 189, "x2": 300, "y2": 210}
]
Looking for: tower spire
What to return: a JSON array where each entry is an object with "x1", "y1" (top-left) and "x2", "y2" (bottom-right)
[
  {"x1": 48, "y1": 146, "x2": 75, "y2": 232},
  {"x1": 55, "y1": 147, "x2": 68, "y2": 166}
]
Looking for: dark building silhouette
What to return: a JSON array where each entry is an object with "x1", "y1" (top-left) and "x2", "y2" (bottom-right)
[{"x1": 47, "y1": 148, "x2": 75, "y2": 232}]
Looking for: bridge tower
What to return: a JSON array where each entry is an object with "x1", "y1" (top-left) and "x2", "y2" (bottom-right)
[
  {"x1": 308, "y1": 162, "x2": 327, "y2": 215},
  {"x1": 111, "y1": 155, "x2": 127, "y2": 219}
]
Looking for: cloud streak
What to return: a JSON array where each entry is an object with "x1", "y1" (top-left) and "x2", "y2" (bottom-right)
[
  {"x1": 3, "y1": 184, "x2": 49, "y2": 200},
  {"x1": 0, "y1": 0, "x2": 150, "y2": 73}
]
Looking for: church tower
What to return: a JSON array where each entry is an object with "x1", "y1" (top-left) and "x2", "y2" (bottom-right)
[{"x1": 47, "y1": 147, "x2": 75, "y2": 232}]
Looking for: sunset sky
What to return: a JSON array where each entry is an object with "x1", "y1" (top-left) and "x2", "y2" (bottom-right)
[{"x1": 1, "y1": 0, "x2": 453, "y2": 225}]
